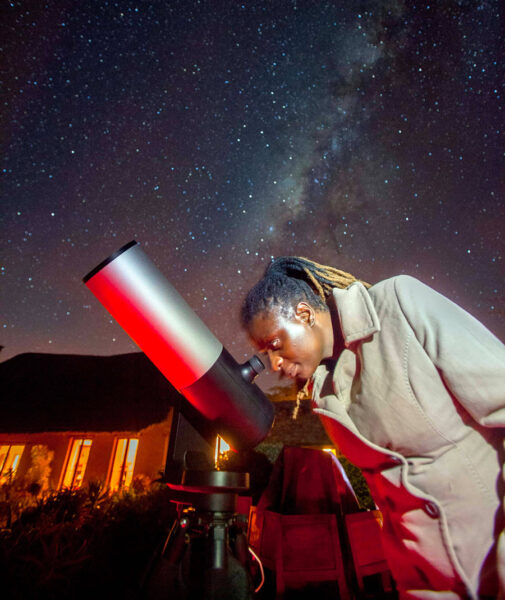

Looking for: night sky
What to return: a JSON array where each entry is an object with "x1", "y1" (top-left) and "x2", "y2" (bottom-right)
[{"x1": 2, "y1": 1, "x2": 504, "y2": 390}]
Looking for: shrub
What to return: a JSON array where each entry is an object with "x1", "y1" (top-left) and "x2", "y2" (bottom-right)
[{"x1": 0, "y1": 483, "x2": 176, "y2": 599}]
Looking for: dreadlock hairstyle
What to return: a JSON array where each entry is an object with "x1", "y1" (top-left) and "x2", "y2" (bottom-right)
[{"x1": 241, "y1": 256, "x2": 371, "y2": 329}]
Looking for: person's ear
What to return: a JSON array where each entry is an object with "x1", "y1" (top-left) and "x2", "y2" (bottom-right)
[{"x1": 295, "y1": 302, "x2": 315, "y2": 327}]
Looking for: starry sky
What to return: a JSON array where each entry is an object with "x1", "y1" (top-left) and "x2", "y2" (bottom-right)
[{"x1": 2, "y1": 1, "x2": 504, "y2": 390}]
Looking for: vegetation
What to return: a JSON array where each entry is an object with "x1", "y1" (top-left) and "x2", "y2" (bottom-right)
[
  {"x1": 0, "y1": 405, "x2": 373, "y2": 599},
  {"x1": 0, "y1": 481, "x2": 176, "y2": 600}
]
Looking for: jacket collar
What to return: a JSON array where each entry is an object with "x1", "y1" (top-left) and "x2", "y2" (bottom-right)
[{"x1": 332, "y1": 282, "x2": 381, "y2": 347}]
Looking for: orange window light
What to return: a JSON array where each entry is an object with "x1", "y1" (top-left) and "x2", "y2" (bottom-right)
[
  {"x1": 0, "y1": 445, "x2": 25, "y2": 484},
  {"x1": 109, "y1": 438, "x2": 139, "y2": 492},
  {"x1": 214, "y1": 435, "x2": 231, "y2": 468},
  {"x1": 62, "y1": 439, "x2": 92, "y2": 489}
]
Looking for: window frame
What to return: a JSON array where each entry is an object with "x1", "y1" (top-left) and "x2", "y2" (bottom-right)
[
  {"x1": 61, "y1": 438, "x2": 93, "y2": 490},
  {"x1": 0, "y1": 444, "x2": 25, "y2": 484},
  {"x1": 108, "y1": 437, "x2": 139, "y2": 492}
]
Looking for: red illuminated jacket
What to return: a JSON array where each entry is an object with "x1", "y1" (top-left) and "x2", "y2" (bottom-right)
[{"x1": 310, "y1": 275, "x2": 505, "y2": 599}]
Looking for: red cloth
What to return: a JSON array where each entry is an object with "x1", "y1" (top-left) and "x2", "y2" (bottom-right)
[{"x1": 257, "y1": 446, "x2": 359, "y2": 515}]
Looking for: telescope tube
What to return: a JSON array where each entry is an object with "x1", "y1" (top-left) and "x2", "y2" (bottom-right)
[{"x1": 83, "y1": 241, "x2": 274, "y2": 449}]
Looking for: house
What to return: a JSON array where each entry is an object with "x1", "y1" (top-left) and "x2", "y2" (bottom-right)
[
  {"x1": 0, "y1": 351, "x2": 350, "y2": 499},
  {"x1": 0, "y1": 352, "x2": 180, "y2": 493}
]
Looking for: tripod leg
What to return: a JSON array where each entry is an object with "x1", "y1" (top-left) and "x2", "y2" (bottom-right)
[
  {"x1": 163, "y1": 519, "x2": 188, "y2": 565},
  {"x1": 140, "y1": 519, "x2": 189, "y2": 599}
]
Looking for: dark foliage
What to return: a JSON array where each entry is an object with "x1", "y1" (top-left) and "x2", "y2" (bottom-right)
[{"x1": 0, "y1": 484, "x2": 176, "y2": 600}]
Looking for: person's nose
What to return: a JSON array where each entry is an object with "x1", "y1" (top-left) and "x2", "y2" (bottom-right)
[{"x1": 267, "y1": 350, "x2": 283, "y2": 372}]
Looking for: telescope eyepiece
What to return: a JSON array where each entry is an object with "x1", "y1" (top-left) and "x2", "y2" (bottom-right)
[{"x1": 240, "y1": 355, "x2": 265, "y2": 383}]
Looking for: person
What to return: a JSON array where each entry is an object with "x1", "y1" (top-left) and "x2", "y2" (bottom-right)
[{"x1": 240, "y1": 256, "x2": 505, "y2": 600}]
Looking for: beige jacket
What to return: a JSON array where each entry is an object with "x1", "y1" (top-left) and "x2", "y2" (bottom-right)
[{"x1": 310, "y1": 275, "x2": 505, "y2": 599}]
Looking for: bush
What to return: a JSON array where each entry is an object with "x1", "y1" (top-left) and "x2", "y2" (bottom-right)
[{"x1": 0, "y1": 483, "x2": 176, "y2": 599}]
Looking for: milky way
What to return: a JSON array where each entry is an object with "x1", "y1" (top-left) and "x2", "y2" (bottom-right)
[{"x1": 2, "y1": 1, "x2": 504, "y2": 389}]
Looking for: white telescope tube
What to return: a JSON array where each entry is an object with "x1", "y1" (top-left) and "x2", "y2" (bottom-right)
[{"x1": 83, "y1": 241, "x2": 274, "y2": 449}]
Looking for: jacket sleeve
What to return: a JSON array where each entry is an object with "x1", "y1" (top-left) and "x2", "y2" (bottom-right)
[
  {"x1": 393, "y1": 276, "x2": 505, "y2": 593},
  {"x1": 393, "y1": 275, "x2": 505, "y2": 428}
]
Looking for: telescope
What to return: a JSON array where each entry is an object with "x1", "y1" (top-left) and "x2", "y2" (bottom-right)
[
  {"x1": 82, "y1": 240, "x2": 274, "y2": 452},
  {"x1": 83, "y1": 241, "x2": 274, "y2": 599}
]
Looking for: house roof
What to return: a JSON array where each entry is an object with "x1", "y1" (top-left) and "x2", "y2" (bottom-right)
[{"x1": 0, "y1": 352, "x2": 182, "y2": 433}]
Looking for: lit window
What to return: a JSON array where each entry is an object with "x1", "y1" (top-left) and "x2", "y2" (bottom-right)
[
  {"x1": 62, "y1": 439, "x2": 92, "y2": 489},
  {"x1": 214, "y1": 435, "x2": 231, "y2": 468},
  {"x1": 0, "y1": 445, "x2": 25, "y2": 484},
  {"x1": 109, "y1": 438, "x2": 139, "y2": 492}
]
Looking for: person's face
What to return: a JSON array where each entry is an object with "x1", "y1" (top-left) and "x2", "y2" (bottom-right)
[{"x1": 247, "y1": 302, "x2": 328, "y2": 382}]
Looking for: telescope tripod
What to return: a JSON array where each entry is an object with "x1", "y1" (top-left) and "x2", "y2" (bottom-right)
[{"x1": 142, "y1": 469, "x2": 255, "y2": 600}]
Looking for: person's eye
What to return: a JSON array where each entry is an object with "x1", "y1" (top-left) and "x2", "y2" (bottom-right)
[{"x1": 269, "y1": 338, "x2": 281, "y2": 351}]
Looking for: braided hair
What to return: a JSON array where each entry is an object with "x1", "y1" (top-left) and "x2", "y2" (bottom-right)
[{"x1": 241, "y1": 256, "x2": 370, "y2": 328}]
